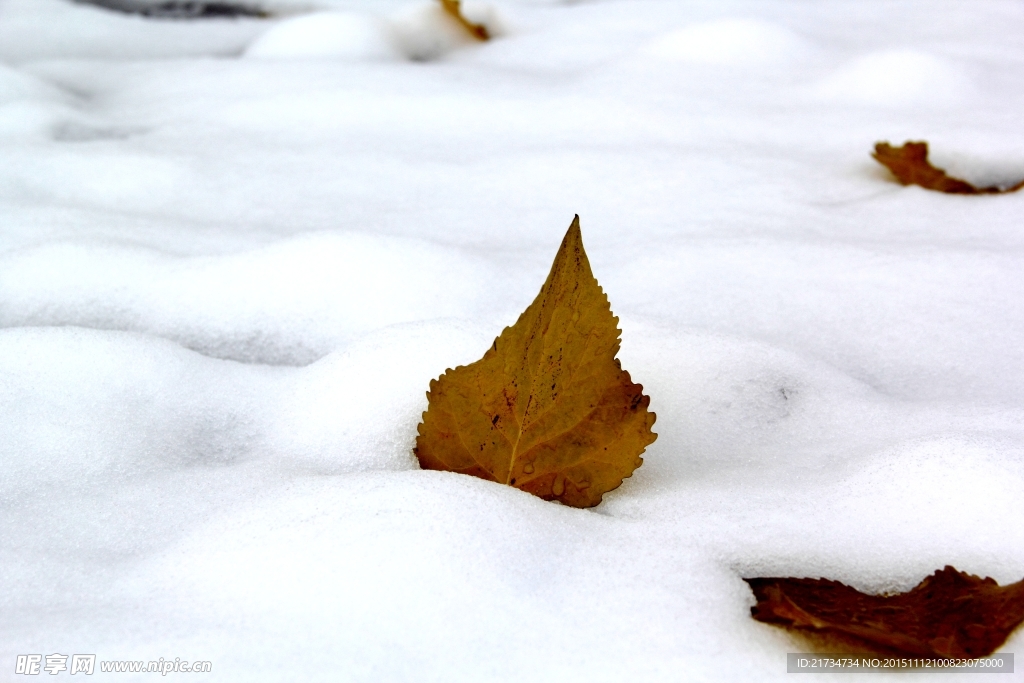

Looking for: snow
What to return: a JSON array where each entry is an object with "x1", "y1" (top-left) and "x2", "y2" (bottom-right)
[
  {"x1": 811, "y1": 49, "x2": 969, "y2": 107},
  {"x1": 2, "y1": 0, "x2": 1023, "y2": 680},
  {"x1": 244, "y1": 12, "x2": 401, "y2": 61},
  {"x1": 643, "y1": 18, "x2": 813, "y2": 66}
]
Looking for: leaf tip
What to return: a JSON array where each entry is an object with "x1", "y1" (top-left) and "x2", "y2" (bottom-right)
[{"x1": 563, "y1": 214, "x2": 583, "y2": 247}]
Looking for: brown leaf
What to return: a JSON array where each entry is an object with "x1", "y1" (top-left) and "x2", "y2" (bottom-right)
[
  {"x1": 745, "y1": 566, "x2": 1024, "y2": 658},
  {"x1": 438, "y1": 0, "x2": 489, "y2": 41},
  {"x1": 414, "y1": 215, "x2": 657, "y2": 508},
  {"x1": 872, "y1": 141, "x2": 1024, "y2": 194}
]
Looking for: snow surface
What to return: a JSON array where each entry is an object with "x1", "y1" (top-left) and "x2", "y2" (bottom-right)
[{"x1": 2, "y1": 0, "x2": 1024, "y2": 681}]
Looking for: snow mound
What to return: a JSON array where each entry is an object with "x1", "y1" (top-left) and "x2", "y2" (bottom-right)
[
  {"x1": 812, "y1": 49, "x2": 970, "y2": 106},
  {"x1": 0, "y1": 233, "x2": 495, "y2": 365},
  {"x1": 0, "y1": 63, "x2": 73, "y2": 138},
  {"x1": 0, "y1": 0, "x2": 265, "y2": 62},
  {"x1": 389, "y1": 1, "x2": 501, "y2": 61},
  {"x1": 243, "y1": 2, "x2": 505, "y2": 63},
  {"x1": 0, "y1": 62, "x2": 66, "y2": 104},
  {"x1": 244, "y1": 12, "x2": 401, "y2": 61},
  {"x1": 644, "y1": 18, "x2": 812, "y2": 66},
  {"x1": 265, "y1": 320, "x2": 491, "y2": 473}
]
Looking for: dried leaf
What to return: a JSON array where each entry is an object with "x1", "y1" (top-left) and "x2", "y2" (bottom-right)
[
  {"x1": 872, "y1": 141, "x2": 1024, "y2": 194},
  {"x1": 414, "y1": 215, "x2": 656, "y2": 508},
  {"x1": 745, "y1": 566, "x2": 1024, "y2": 658},
  {"x1": 438, "y1": 0, "x2": 489, "y2": 41}
]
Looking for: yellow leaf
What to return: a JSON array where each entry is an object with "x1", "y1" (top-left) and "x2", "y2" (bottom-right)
[{"x1": 414, "y1": 215, "x2": 656, "y2": 508}]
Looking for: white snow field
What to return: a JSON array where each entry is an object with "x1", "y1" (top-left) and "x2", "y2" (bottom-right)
[{"x1": 2, "y1": 0, "x2": 1024, "y2": 680}]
